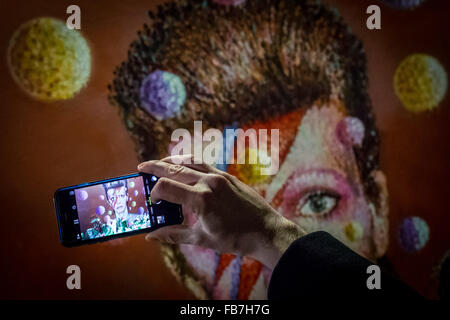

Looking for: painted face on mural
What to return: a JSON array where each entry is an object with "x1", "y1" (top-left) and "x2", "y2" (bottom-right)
[
  {"x1": 109, "y1": 0, "x2": 390, "y2": 301},
  {"x1": 251, "y1": 102, "x2": 388, "y2": 260},
  {"x1": 107, "y1": 186, "x2": 128, "y2": 216},
  {"x1": 165, "y1": 100, "x2": 389, "y2": 299}
]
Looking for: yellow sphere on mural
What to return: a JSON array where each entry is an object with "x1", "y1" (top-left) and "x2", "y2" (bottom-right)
[
  {"x1": 234, "y1": 148, "x2": 272, "y2": 185},
  {"x1": 394, "y1": 54, "x2": 447, "y2": 113},
  {"x1": 344, "y1": 221, "x2": 364, "y2": 242},
  {"x1": 7, "y1": 17, "x2": 91, "y2": 101}
]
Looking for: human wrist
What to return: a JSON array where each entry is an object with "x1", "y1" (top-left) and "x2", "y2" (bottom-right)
[{"x1": 250, "y1": 213, "x2": 305, "y2": 269}]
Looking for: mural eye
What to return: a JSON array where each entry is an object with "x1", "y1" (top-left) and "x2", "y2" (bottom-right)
[{"x1": 297, "y1": 192, "x2": 339, "y2": 217}]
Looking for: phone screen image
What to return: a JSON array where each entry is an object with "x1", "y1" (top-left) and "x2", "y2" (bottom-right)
[{"x1": 54, "y1": 173, "x2": 183, "y2": 246}]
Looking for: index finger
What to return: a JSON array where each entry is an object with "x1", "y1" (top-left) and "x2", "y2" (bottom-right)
[
  {"x1": 137, "y1": 159, "x2": 205, "y2": 185},
  {"x1": 150, "y1": 177, "x2": 197, "y2": 208}
]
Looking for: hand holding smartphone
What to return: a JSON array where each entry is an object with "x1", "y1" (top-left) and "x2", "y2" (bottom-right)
[{"x1": 54, "y1": 173, "x2": 183, "y2": 247}]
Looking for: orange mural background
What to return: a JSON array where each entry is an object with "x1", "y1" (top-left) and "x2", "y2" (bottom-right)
[{"x1": 1, "y1": 0, "x2": 449, "y2": 299}]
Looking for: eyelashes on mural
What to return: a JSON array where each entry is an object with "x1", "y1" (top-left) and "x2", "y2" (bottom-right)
[
  {"x1": 278, "y1": 168, "x2": 352, "y2": 220},
  {"x1": 296, "y1": 190, "x2": 341, "y2": 218}
]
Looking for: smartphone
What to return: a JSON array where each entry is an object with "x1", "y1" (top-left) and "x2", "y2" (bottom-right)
[{"x1": 54, "y1": 173, "x2": 183, "y2": 247}]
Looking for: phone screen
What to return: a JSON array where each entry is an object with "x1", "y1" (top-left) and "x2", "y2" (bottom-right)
[{"x1": 54, "y1": 173, "x2": 183, "y2": 246}]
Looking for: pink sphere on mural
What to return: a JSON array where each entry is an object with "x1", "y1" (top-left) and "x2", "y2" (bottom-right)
[
  {"x1": 99, "y1": 194, "x2": 105, "y2": 201},
  {"x1": 138, "y1": 207, "x2": 145, "y2": 215},
  {"x1": 336, "y1": 116, "x2": 365, "y2": 147},
  {"x1": 96, "y1": 205, "x2": 105, "y2": 215}
]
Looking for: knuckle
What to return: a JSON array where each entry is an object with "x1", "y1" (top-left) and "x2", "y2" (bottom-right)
[
  {"x1": 196, "y1": 189, "x2": 214, "y2": 205},
  {"x1": 165, "y1": 233, "x2": 178, "y2": 244},
  {"x1": 224, "y1": 171, "x2": 239, "y2": 183},
  {"x1": 165, "y1": 163, "x2": 184, "y2": 176},
  {"x1": 153, "y1": 177, "x2": 170, "y2": 194},
  {"x1": 207, "y1": 173, "x2": 228, "y2": 189},
  {"x1": 193, "y1": 232, "x2": 207, "y2": 247}
]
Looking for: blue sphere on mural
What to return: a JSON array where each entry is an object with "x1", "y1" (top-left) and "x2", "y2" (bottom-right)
[
  {"x1": 399, "y1": 216, "x2": 429, "y2": 252},
  {"x1": 96, "y1": 205, "x2": 105, "y2": 215},
  {"x1": 139, "y1": 70, "x2": 186, "y2": 120}
]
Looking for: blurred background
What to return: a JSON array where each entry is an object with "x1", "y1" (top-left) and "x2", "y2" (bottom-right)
[{"x1": 1, "y1": 0, "x2": 449, "y2": 299}]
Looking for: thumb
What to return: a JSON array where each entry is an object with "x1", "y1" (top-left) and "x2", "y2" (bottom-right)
[{"x1": 145, "y1": 225, "x2": 192, "y2": 245}]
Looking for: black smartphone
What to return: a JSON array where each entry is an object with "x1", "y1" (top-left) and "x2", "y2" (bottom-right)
[{"x1": 54, "y1": 172, "x2": 183, "y2": 247}]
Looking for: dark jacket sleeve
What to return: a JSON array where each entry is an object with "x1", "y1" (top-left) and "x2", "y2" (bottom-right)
[{"x1": 267, "y1": 231, "x2": 422, "y2": 300}]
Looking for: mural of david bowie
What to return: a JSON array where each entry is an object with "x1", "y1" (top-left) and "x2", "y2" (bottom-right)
[
  {"x1": 103, "y1": 180, "x2": 141, "y2": 230},
  {"x1": 109, "y1": 0, "x2": 390, "y2": 299}
]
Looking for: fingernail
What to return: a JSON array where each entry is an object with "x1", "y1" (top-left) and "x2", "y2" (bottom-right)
[
  {"x1": 137, "y1": 163, "x2": 145, "y2": 170},
  {"x1": 145, "y1": 234, "x2": 154, "y2": 241}
]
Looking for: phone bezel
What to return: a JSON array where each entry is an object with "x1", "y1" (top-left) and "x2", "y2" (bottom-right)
[{"x1": 54, "y1": 172, "x2": 183, "y2": 247}]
